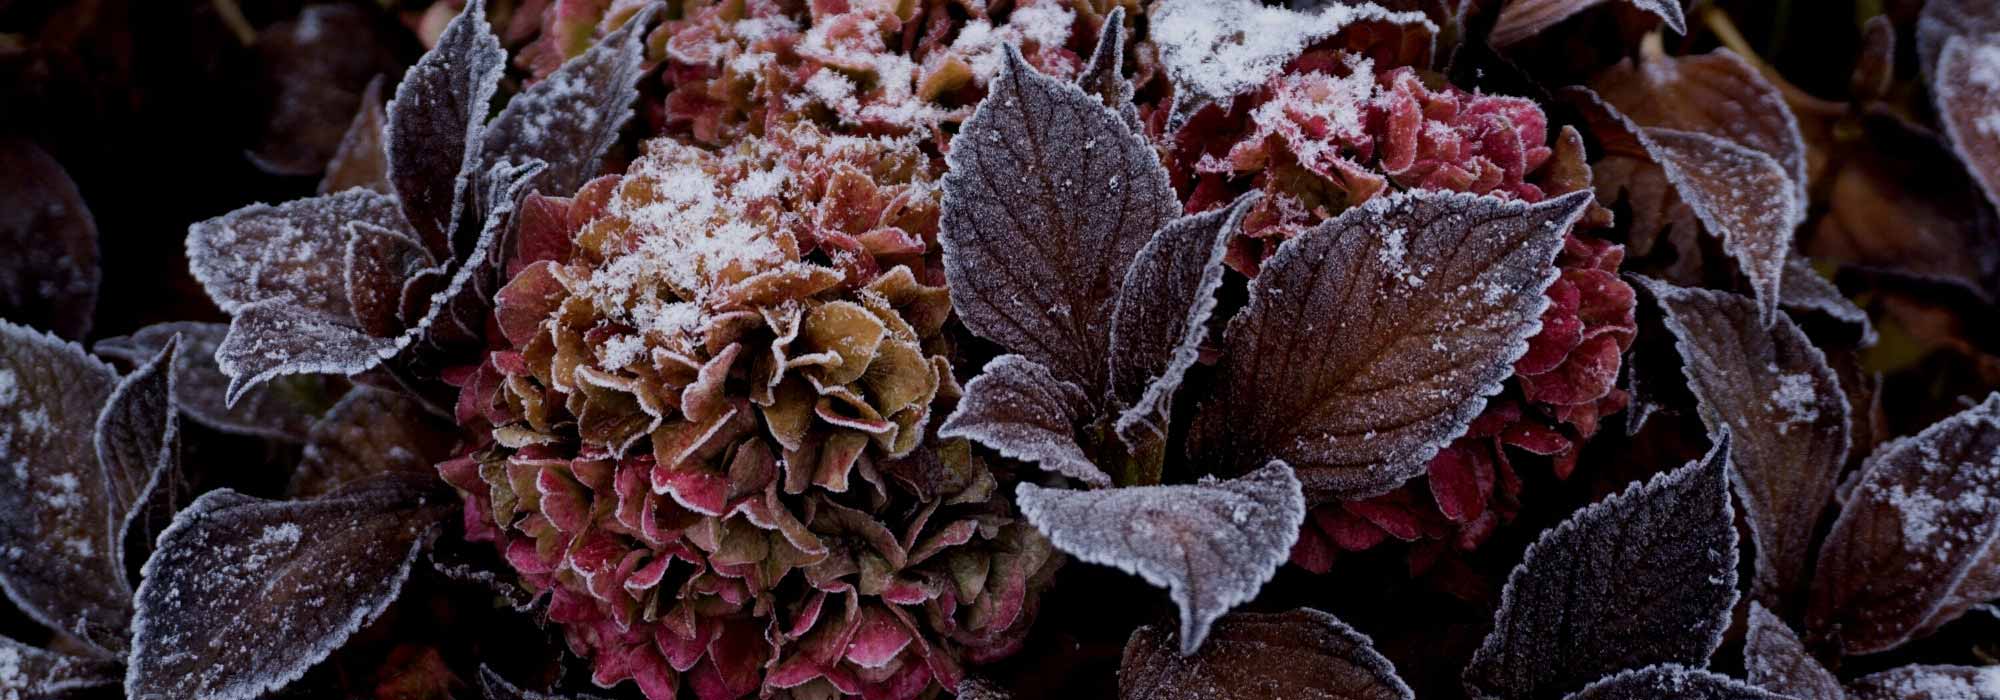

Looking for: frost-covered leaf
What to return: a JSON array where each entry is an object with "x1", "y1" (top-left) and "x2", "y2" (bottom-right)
[
  {"x1": 290, "y1": 388, "x2": 457, "y2": 498},
  {"x1": 1152, "y1": 0, "x2": 1435, "y2": 128},
  {"x1": 1078, "y1": 6, "x2": 1138, "y2": 129},
  {"x1": 1489, "y1": 0, "x2": 1689, "y2": 48},
  {"x1": 0, "y1": 138, "x2": 98, "y2": 340},
  {"x1": 1645, "y1": 279, "x2": 1848, "y2": 610},
  {"x1": 1594, "y1": 49, "x2": 1809, "y2": 218},
  {"x1": 394, "y1": 159, "x2": 545, "y2": 371},
  {"x1": 0, "y1": 320, "x2": 127, "y2": 655},
  {"x1": 1018, "y1": 462, "x2": 1304, "y2": 654},
  {"x1": 319, "y1": 75, "x2": 391, "y2": 196},
  {"x1": 1119, "y1": 608, "x2": 1413, "y2": 700},
  {"x1": 939, "y1": 355, "x2": 1109, "y2": 488},
  {"x1": 1780, "y1": 257, "x2": 1876, "y2": 348},
  {"x1": 481, "y1": 4, "x2": 657, "y2": 196},
  {"x1": 345, "y1": 221, "x2": 435, "y2": 338},
  {"x1": 1743, "y1": 603, "x2": 1841, "y2": 700},
  {"x1": 1193, "y1": 190, "x2": 1590, "y2": 500},
  {"x1": 384, "y1": 0, "x2": 505, "y2": 257},
  {"x1": 954, "y1": 677, "x2": 1013, "y2": 700},
  {"x1": 186, "y1": 189, "x2": 409, "y2": 317},
  {"x1": 94, "y1": 333, "x2": 184, "y2": 583},
  {"x1": 245, "y1": 5, "x2": 401, "y2": 177},
  {"x1": 95, "y1": 322, "x2": 324, "y2": 442},
  {"x1": 478, "y1": 665, "x2": 612, "y2": 700},
  {"x1": 1563, "y1": 665, "x2": 1790, "y2": 700},
  {"x1": 940, "y1": 46, "x2": 1177, "y2": 394},
  {"x1": 1463, "y1": 438, "x2": 1739, "y2": 700},
  {"x1": 1847, "y1": 665, "x2": 2000, "y2": 700},
  {"x1": 1639, "y1": 128, "x2": 1799, "y2": 324},
  {"x1": 1109, "y1": 195, "x2": 1255, "y2": 461},
  {"x1": 1807, "y1": 393, "x2": 2000, "y2": 655},
  {"x1": 125, "y1": 474, "x2": 454, "y2": 700},
  {"x1": 1935, "y1": 35, "x2": 2000, "y2": 211},
  {"x1": 0, "y1": 634, "x2": 122, "y2": 696},
  {"x1": 1918, "y1": 0, "x2": 2000, "y2": 80},
  {"x1": 215, "y1": 299, "x2": 400, "y2": 406}
]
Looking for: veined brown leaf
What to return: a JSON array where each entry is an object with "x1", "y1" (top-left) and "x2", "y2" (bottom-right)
[
  {"x1": 1119, "y1": 608, "x2": 1412, "y2": 700},
  {"x1": 1743, "y1": 603, "x2": 1842, "y2": 700}
]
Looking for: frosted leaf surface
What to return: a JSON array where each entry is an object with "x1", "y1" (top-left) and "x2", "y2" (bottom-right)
[
  {"x1": 1780, "y1": 257, "x2": 1876, "y2": 347},
  {"x1": 125, "y1": 474, "x2": 453, "y2": 700},
  {"x1": 1016, "y1": 461, "x2": 1305, "y2": 654},
  {"x1": 318, "y1": 75, "x2": 390, "y2": 196},
  {"x1": 478, "y1": 665, "x2": 613, "y2": 700},
  {"x1": 1935, "y1": 35, "x2": 2000, "y2": 211},
  {"x1": 939, "y1": 46, "x2": 1178, "y2": 395},
  {"x1": 1595, "y1": 50, "x2": 1810, "y2": 217},
  {"x1": 0, "y1": 138, "x2": 98, "y2": 340},
  {"x1": 1077, "y1": 7, "x2": 1139, "y2": 130},
  {"x1": 1192, "y1": 190, "x2": 1590, "y2": 500},
  {"x1": 1151, "y1": 0, "x2": 1434, "y2": 128},
  {"x1": 1462, "y1": 439, "x2": 1739, "y2": 700},
  {"x1": 0, "y1": 321, "x2": 127, "y2": 655},
  {"x1": 344, "y1": 220, "x2": 435, "y2": 337},
  {"x1": 185, "y1": 188, "x2": 408, "y2": 317},
  {"x1": 95, "y1": 322, "x2": 321, "y2": 442},
  {"x1": 1563, "y1": 665, "x2": 1791, "y2": 700},
  {"x1": 290, "y1": 388, "x2": 457, "y2": 498},
  {"x1": 93, "y1": 334, "x2": 184, "y2": 583},
  {"x1": 953, "y1": 677, "x2": 1012, "y2": 700},
  {"x1": 1918, "y1": 0, "x2": 2000, "y2": 80},
  {"x1": 393, "y1": 159, "x2": 545, "y2": 370},
  {"x1": 481, "y1": 5, "x2": 656, "y2": 195},
  {"x1": 1645, "y1": 279, "x2": 1849, "y2": 610},
  {"x1": 938, "y1": 355, "x2": 1109, "y2": 488},
  {"x1": 1109, "y1": 195, "x2": 1255, "y2": 460},
  {"x1": 1743, "y1": 603, "x2": 1842, "y2": 700},
  {"x1": 1119, "y1": 608, "x2": 1412, "y2": 700},
  {"x1": 0, "y1": 634, "x2": 121, "y2": 698},
  {"x1": 1489, "y1": 0, "x2": 1687, "y2": 47},
  {"x1": 384, "y1": 0, "x2": 504, "y2": 257},
  {"x1": 1640, "y1": 128, "x2": 1800, "y2": 324},
  {"x1": 1847, "y1": 665, "x2": 2000, "y2": 700},
  {"x1": 1807, "y1": 393, "x2": 2000, "y2": 655},
  {"x1": 214, "y1": 299, "x2": 399, "y2": 407}
]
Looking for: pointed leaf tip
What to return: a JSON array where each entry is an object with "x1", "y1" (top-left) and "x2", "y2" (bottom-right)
[{"x1": 1120, "y1": 608, "x2": 1412, "y2": 700}]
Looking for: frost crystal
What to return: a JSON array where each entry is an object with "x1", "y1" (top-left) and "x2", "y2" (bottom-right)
[
  {"x1": 1564, "y1": 665, "x2": 1789, "y2": 700},
  {"x1": 1150, "y1": 0, "x2": 1434, "y2": 126}
]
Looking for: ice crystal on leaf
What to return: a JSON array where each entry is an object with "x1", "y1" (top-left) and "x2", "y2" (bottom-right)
[
  {"x1": 1934, "y1": 35, "x2": 2000, "y2": 211},
  {"x1": 479, "y1": 664, "x2": 612, "y2": 700},
  {"x1": 1149, "y1": 0, "x2": 1434, "y2": 128},
  {"x1": 1563, "y1": 665, "x2": 1789, "y2": 700},
  {"x1": 1463, "y1": 438, "x2": 1738, "y2": 700},
  {"x1": 96, "y1": 323, "x2": 324, "y2": 443},
  {"x1": 1846, "y1": 665, "x2": 2000, "y2": 700},
  {"x1": 1592, "y1": 49, "x2": 1810, "y2": 217},
  {"x1": 1118, "y1": 608, "x2": 1412, "y2": 699},
  {"x1": 125, "y1": 474, "x2": 454, "y2": 700},
  {"x1": 1743, "y1": 603, "x2": 1842, "y2": 700}
]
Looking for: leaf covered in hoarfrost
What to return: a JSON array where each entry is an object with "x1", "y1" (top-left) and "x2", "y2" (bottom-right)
[
  {"x1": 94, "y1": 333, "x2": 184, "y2": 582},
  {"x1": 1918, "y1": 0, "x2": 2000, "y2": 80},
  {"x1": 1463, "y1": 438, "x2": 1739, "y2": 700},
  {"x1": 1806, "y1": 393, "x2": 2000, "y2": 655},
  {"x1": 1109, "y1": 195, "x2": 1255, "y2": 461},
  {"x1": 0, "y1": 320, "x2": 128, "y2": 655},
  {"x1": 1152, "y1": 0, "x2": 1435, "y2": 128},
  {"x1": 1640, "y1": 128, "x2": 1800, "y2": 324},
  {"x1": 0, "y1": 634, "x2": 122, "y2": 696},
  {"x1": 480, "y1": 3, "x2": 658, "y2": 196},
  {"x1": 394, "y1": 159, "x2": 546, "y2": 370},
  {"x1": 953, "y1": 677, "x2": 1012, "y2": 700},
  {"x1": 1780, "y1": 257, "x2": 1876, "y2": 347},
  {"x1": 290, "y1": 388, "x2": 458, "y2": 498},
  {"x1": 319, "y1": 75, "x2": 391, "y2": 196},
  {"x1": 344, "y1": 220, "x2": 436, "y2": 338},
  {"x1": 0, "y1": 138, "x2": 99, "y2": 340},
  {"x1": 214, "y1": 299, "x2": 399, "y2": 407},
  {"x1": 1563, "y1": 665, "x2": 1790, "y2": 700},
  {"x1": 1077, "y1": 7, "x2": 1139, "y2": 129},
  {"x1": 1119, "y1": 608, "x2": 1413, "y2": 700},
  {"x1": 94, "y1": 322, "x2": 324, "y2": 442},
  {"x1": 186, "y1": 188, "x2": 409, "y2": 317},
  {"x1": 1594, "y1": 49, "x2": 1809, "y2": 216},
  {"x1": 478, "y1": 665, "x2": 612, "y2": 700},
  {"x1": 939, "y1": 355, "x2": 1109, "y2": 488},
  {"x1": 1489, "y1": 0, "x2": 1688, "y2": 48},
  {"x1": 1934, "y1": 35, "x2": 2000, "y2": 211},
  {"x1": 940, "y1": 45, "x2": 1178, "y2": 396},
  {"x1": 1846, "y1": 665, "x2": 2000, "y2": 700},
  {"x1": 1192, "y1": 190, "x2": 1590, "y2": 500},
  {"x1": 384, "y1": 0, "x2": 504, "y2": 257},
  {"x1": 1743, "y1": 603, "x2": 1842, "y2": 700},
  {"x1": 125, "y1": 474, "x2": 455, "y2": 700},
  {"x1": 1016, "y1": 461, "x2": 1305, "y2": 654},
  {"x1": 1644, "y1": 279, "x2": 1849, "y2": 610}
]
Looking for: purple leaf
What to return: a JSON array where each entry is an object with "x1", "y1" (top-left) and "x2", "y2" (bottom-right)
[
  {"x1": 393, "y1": 159, "x2": 545, "y2": 373},
  {"x1": 0, "y1": 138, "x2": 98, "y2": 340},
  {"x1": 186, "y1": 188, "x2": 409, "y2": 317},
  {"x1": 480, "y1": 3, "x2": 659, "y2": 196},
  {"x1": 1644, "y1": 279, "x2": 1849, "y2": 611},
  {"x1": 1780, "y1": 257, "x2": 1876, "y2": 348},
  {"x1": 1016, "y1": 461, "x2": 1305, "y2": 654},
  {"x1": 384, "y1": 0, "x2": 505, "y2": 258},
  {"x1": 94, "y1": 322, "x2": 324, "y2": 442},
  {"x1": 478, "y1": 665, "x2": 613, "y2": 700},
  {"x1": 1119, "y1": 608, "x2": 1413, "y2": 700},
  {"x1": 93, "y1": 333, "x2": 185, "y2": 584},
  {"x1": 0, "y1": 321, "x2": 128, "y2": 655},
  {"x1": 1489, "y1": 0, "x2": 1688, "y2": 48},
  {"x1": 1807, "y1": 393, "x2": 2000, "y2": 655},
  {"x1": 1918, "y1": 0, "x2": 2000, "y2": 80},
  {"x1": 939, "y1": 45, "x2": 1178, "y2": 396},
  {"x1": 1594, "y1": 49, "x2": 1809, "y2": 218},
  {"x1": 125, "y1": 474, "x2": 454, "y2": 700},
  {"x1": 1077, "y1": 6, "x2": 1139, "y2": 129},
  {"x1": 290, "y1": 388, "x2": 457, "y2": 498},
  {"x1": 245, "y1": 5, "x2": 402, "y2": 177},
  {"x1": 1743, "y1": 603, "x2": 1842, "y2": 700},
  {"x1": 1640, "y1": 127, "x2": 1800, "y2": 324},
  {"x1": 938, "y1": 355, "x2": 1110, "y2": 488},
  {"x1": 1192, "y1": 190, "x2": 1590, "y2": 500},
  {"x1": 1151, "y1": 0, "x2": 1435, "y2": 128},
  {"x1": 214, "y1": 299, "x2": 400, "y2": 406},
  {"x1": 0, "y1": 634, "x2": 121, "y2": 696},
  {"x1": 344, "y1": 220, "x2": 436, "y2": 338},
  {"x1": 318, "y1": 75, "x2": 391, "y2": 196},
  {"x1": 1563, "y1": 665, "x2": 1790, "y2": 700},
  {"x1": 1109, "y1": 195, "x2": 1255, "y2": 464},
  {"x1": 1934, "y1": 35, "x2": 2000, "y2": 211},
  {"x1": 1846, "y1": 665, "x2": 2000, "y2": 700},
  {"x1": 953, "y1": 677, "x2": 1013, "y2": 700},
  {"x1": 1463, "y1": 438, "x2": 1739, "y2": 700}
]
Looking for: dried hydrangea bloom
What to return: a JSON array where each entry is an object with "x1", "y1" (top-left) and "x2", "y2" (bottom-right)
[
  {"x1": 441, "y1": 124, "x2": 1057, "y2": 699},
  {"x1": 1155, "y1": 44, "x2": 1636, "y2": 570}
]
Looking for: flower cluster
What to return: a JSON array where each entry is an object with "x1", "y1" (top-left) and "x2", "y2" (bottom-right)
[
  {"x1": 1155, "y1": 47, "x2": 1637, "y2": 569},
  {"x1": 441, "y1": 123, "x2": 1057, "y2": 699}
]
